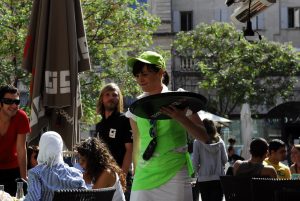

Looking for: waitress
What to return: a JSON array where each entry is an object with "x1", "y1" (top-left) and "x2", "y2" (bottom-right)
[{"x1": 126, "y1": 51, "x2": 208, "y2": 201}]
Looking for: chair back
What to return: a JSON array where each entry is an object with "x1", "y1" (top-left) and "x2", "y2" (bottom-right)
[
  {"x1": 52, "y1": 188, "x2": 116, "y2": 201},
  {"x1": 252, "y1": 178, "x2": 300, "y2": 201},
  {"x1": 220, "y1": 176, "x2": 252, "y2": 201},
  {"x1": 275, "y1": 189, "x2": 300, "y2": 201}
]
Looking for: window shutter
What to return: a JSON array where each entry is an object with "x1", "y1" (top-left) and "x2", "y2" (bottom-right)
[
  {"x1": 252, "y1": 16, "x2": 258, "y2": 30},
  {"x1": 294, "y1": 8, "x2": 300, "y2": 28},
  {"x1": 221, "y1": 8, "x2": 228, "y2": 22},
  {"x1": 281, "y1": 6, "x2": 288, "y2": 29},
  {"x1": 214, "y1": 9, "x2": 221, "y2": 21},
  {"x1": 173, "y1": 11, "x2": 180, "y2": 32},
  {"x1": 257, "y1": 13, "x2": 265, "y2": 29}
]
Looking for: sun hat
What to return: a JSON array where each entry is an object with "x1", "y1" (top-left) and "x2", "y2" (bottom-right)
[{"x1": 127, "y1": 51, "x2": 166, "y2": 69}]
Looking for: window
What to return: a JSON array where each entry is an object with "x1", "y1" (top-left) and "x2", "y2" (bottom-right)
[
  {"x1": 288, "y1": 8, "x2": 300, "y2": 28},
  {"x1": 180, "y1": 12, "x2": 193, "y2": 31},
  {"x1": 214, "y1": 9, "x2": 228, "y2": 22},
  {"x1": 252, "y1": 13, "x2": 265, "y2": 30}
]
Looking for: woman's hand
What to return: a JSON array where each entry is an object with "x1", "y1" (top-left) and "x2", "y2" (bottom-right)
[
  {"x1": 160, "y1": 105, "x2": 209, "y2": 143},
  {"x1": 160, "y1": 105, "x2": 188, "y2": 121}
]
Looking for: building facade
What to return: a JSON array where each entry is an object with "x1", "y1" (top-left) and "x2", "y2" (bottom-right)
[{"x1": 147, "y1": 0, "x2": 300, "y2": 145}]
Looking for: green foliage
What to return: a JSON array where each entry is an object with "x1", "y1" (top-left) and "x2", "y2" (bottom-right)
[
  {"x1": 80, "y1": 0, "x2": 160, "y2": 125},
  {"x1": 0, "y1": 0, "x2": 31, "y2": 85},
  {"x1": 0, "y1": 0, "x2": 160, "y2": 125},
  {"x1": 173, "y1": 22, "x2": 300, "y2": 115}
]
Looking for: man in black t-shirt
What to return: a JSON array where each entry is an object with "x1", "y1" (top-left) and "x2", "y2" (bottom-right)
[{"x1": 95, "y1": 83, "x2": 133, "y2": 176}]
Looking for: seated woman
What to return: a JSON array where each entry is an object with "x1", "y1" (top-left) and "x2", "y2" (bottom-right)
[
  {"x1": 76, "y1": 137, "x2": 126, "y2": 201},
  {"x1": 290, "y1": 144, "x2": 300, "y2": 179},
  {"x1": 27, "y1": 145, "x2": 39, "y2": 170},
  {"x1": 24, "y1": 131, "x2": 86, "y2": 201},
  {"x1": 233, "y1": 138, "x2": 277, "y2": 178}
]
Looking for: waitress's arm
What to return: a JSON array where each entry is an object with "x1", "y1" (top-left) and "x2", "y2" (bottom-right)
[{"x1": 129, "y1": 119, "x2": 140, "y2": 172}]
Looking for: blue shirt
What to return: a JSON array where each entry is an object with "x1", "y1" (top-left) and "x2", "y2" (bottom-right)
[{"x1": 24, "y1": 163, "x2": 86, "y2": 201}]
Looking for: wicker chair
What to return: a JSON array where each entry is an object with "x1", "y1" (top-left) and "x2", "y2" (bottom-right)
[
  {"x1": 52, "y1": 188, "x2": 116, "y2": 201},
  {"x1": 220, "y1": 176, "x2": 252, "y2": 201},
  {"x1": 251, "y1": 178, "x2": 300, "y2": 201},
  {"x1": 275, "y1": 188, "x2": 300, "y2": 201}
]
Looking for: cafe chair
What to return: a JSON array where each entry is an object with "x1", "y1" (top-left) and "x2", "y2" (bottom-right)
[
  {"x1": 252, "y1": 178, "x2": 300, "y2": 201},
  {"x1": 52, "y1": 188, "x2": 116, "y2": 201},
  {"x1": 220, "y1": 176, "x2": 252, "y2": 201},
  {"x1": 275, "y1": 188, "x2": 300, "y2": 201}
]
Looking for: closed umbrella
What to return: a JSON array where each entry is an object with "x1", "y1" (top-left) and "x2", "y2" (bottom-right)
[
  {"x1": 22, "y1": 0, "x2": 91, "y2": 150},
  {"x1": 240, "y1": 103, "x2": 253, "y2": 160}
]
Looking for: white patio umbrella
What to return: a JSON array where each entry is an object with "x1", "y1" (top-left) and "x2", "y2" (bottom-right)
[
  {"x1": 240, "y1": 103, "x2": 253, "y2": 159},
  {"x1": 198, "y1": 110, "x2": 231, "y2": 123}
]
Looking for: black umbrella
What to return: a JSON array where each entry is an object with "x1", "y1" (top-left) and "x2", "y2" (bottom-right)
[{"x1": 22, "y1": 0, "x2": 91, "y2": 150}]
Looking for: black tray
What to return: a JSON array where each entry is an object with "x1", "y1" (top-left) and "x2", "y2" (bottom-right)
[{"x1": 129, "y1": 92, "x2": 207, "y2": 120}]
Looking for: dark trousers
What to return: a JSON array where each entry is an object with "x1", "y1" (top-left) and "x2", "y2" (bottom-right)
[
  {"x1": 0, "y1": 168, "x2": 20, "y2": 196},
  {"x1": 194, "y1": 180, "x2": 223, "y2": 201},
  {"x1": 124, "y1": 171, "x2": 133, "y2": 201}
]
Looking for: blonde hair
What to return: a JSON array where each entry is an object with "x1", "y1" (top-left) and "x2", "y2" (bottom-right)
[{"x1": 96, "y1": 83, "x2": 123, "y2": 115}]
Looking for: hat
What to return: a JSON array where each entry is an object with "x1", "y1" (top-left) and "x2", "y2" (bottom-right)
[{"x1": 127, "y1": 51, "x2": 166, "y2": 69}]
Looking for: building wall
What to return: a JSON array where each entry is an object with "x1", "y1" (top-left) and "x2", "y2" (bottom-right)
[
  {"x1": 147, "y1": 0, "x2": 300, "y2": 91},
  {"x1": 149, "y1": 0, "x2": 300, "y2": 143},
  {"x1": 147, "y1": 0, "x2": 175, "y2": 88}
]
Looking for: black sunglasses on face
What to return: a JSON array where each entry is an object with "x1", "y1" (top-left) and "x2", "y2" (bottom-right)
[
  {"x1": 143, "y1": 119, "x2": 157, "y2": 161},
  {"x1": 1, "y1": 98, "x2": 20, "y2": 105}
]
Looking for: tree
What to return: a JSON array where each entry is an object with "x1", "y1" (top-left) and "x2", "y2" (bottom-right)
[
  {"x1": 80, "y1": 0, "x2": 160, "y2": 124},
  {"x1": 0, "y1": 0, "x2": 31, "y2": 85},
  {"x1": 173, "y1": 22, "x2": 300, "y2": 116},
  {"x1": 0, "y1": 0, "x2": 160, "y2": 125}
]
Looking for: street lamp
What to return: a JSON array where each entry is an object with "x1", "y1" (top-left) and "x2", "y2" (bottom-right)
[
  {"x1": 243, "y1": 19, "x2": 262, "y2": 42},
  {"x1": 243, "y1": 0, "x2": 262, "y2": 42}
]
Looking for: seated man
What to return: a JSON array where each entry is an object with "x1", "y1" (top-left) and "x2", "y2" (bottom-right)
[
  {"x1": 24, "y1": 131, "x2": 86, "y2": 201},
  {"x1": 233, "y1": 138, "x2": 277, "y2": 178},
  {"x1": 264, "y1": 139, "x2": 291, "y2": 179},
  {"x1": 226, "y1": 146, "x2": 245, "y2": 175}
]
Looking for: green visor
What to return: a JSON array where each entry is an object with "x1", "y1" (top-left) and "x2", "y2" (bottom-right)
[{"x1": 127, "y1": 51, "x2": 166, "y2": 69}]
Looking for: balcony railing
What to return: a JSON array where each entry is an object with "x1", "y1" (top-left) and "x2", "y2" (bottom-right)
[{"x1": 174, "y1": 56, "x2": 199, "y2": 72}]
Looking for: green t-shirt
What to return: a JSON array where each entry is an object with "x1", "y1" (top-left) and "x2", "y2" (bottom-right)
[{"x1": 132, "y1": 117, "x2": 193, "y2": 190}]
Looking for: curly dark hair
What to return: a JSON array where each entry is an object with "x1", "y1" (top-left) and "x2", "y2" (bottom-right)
[{"x1": 75, "y1": 137, "x2": 126, "y2": 191}]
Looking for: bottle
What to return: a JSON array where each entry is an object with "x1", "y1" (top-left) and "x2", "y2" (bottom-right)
[{"x1": 15, "y1": 182, "x2": 24, "y2": 200}]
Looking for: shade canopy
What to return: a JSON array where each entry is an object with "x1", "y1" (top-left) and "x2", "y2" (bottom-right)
[{"x1": 267, "y1": 101, "x2": 300, "y2": 119}]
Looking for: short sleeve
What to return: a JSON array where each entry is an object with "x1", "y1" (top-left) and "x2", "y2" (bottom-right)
[
  {"x1": 16, "y1": 109, "x2": 31, "y2": 134},
  {"x1": 122, "y1": 116, "x2": 133, "y2": 144},
  {"x1": 125, "y1": 109, "x2": 137, "y2": 121}
]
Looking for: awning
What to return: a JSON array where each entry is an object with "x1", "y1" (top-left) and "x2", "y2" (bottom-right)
[{"x1": 267, "y1": 101, "x2": 300, "y2": 119}]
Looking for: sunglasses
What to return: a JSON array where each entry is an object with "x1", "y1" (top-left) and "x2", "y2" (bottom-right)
[
  {"x1": 1, "y1": 98, "x2": 20, "y2": 105},
  {"x1": 142, "y1": 119, "x2": 157, "y2": 161}
]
